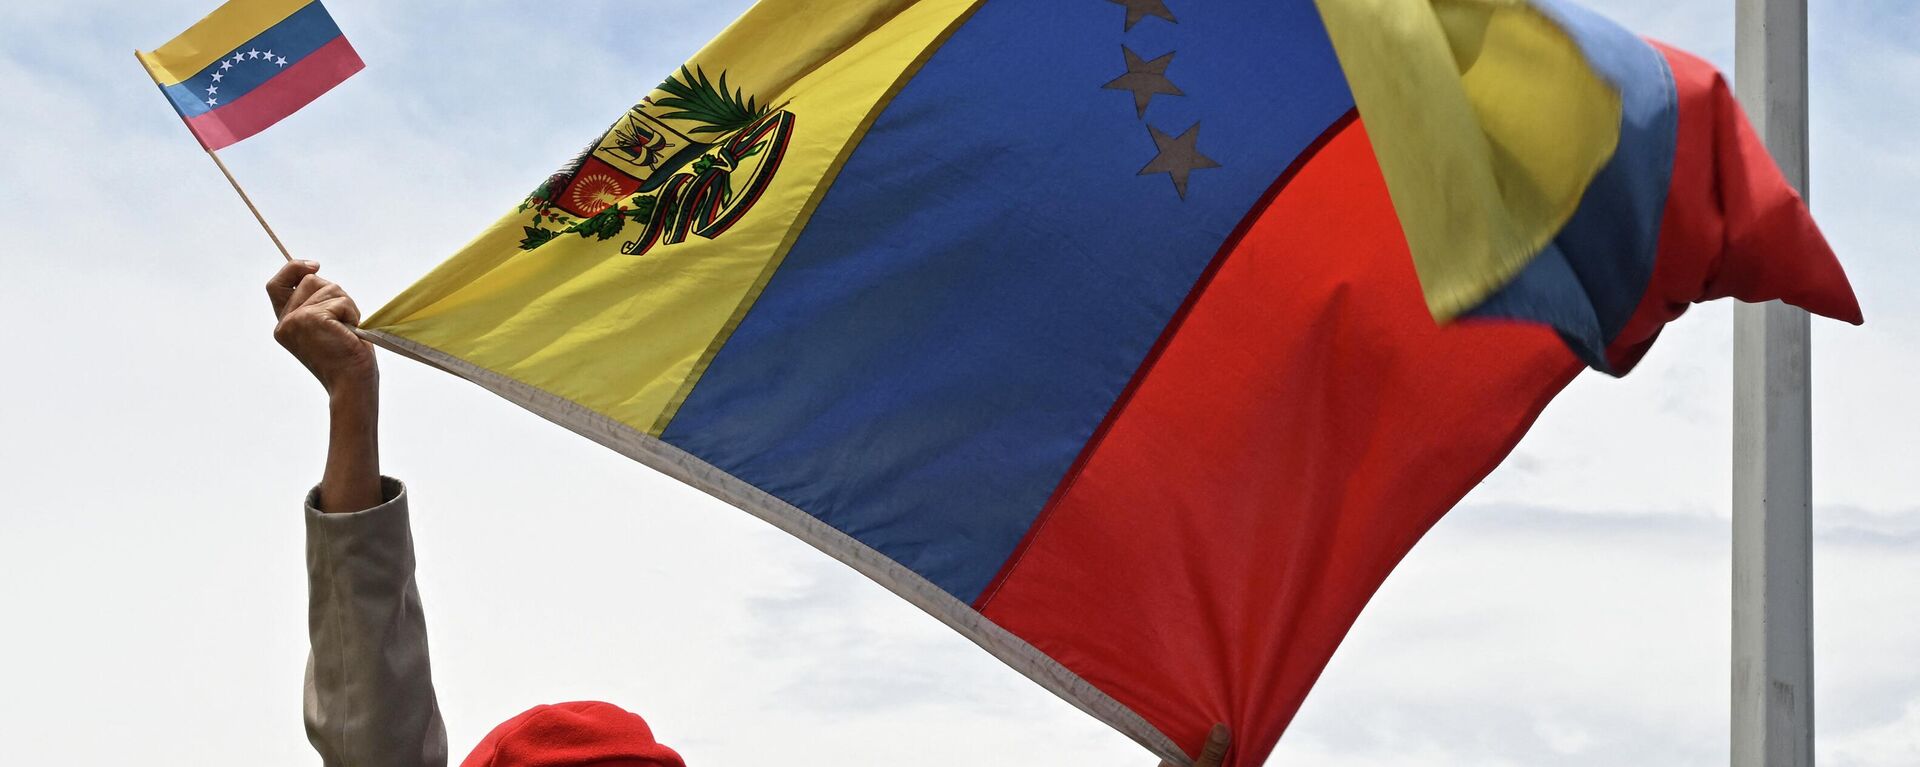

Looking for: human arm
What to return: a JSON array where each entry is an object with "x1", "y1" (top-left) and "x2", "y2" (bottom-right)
[
  {"x1": 269, "y1": 259, "x2": 381, "y2": 514},
  {"x1": 269, "y1": 261, "x2": 449, "y2": 767}
]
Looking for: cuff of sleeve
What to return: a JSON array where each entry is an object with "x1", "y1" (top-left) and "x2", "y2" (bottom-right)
[{"x1": 304, "y1": 476, "x2": 407, "y2": 521}]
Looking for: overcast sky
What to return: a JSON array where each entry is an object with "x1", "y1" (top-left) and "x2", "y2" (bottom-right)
[{"x1": 0, "y1": 1, "x2": 1914, "y2": 765}]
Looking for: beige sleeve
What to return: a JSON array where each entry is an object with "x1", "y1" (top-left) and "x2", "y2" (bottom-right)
[{"x1": 303, "y1": 477, "x2": 450, "y2": 767}]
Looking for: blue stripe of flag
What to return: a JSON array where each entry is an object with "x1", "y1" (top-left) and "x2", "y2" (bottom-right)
[
  {"x1": 1463, "y1": 0, "x2": 1677, "y2": 371},
  {"x1": 662, "y1": 0, "x2": 1354, "y2": 601},
  {"x1": 160, "y1": 1, "x2": 344, "y2": 118}
]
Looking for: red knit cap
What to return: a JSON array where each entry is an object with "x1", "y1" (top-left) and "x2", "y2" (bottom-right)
[{"x1": 461, "y1": 701, "x2": 685, "y2": 767}]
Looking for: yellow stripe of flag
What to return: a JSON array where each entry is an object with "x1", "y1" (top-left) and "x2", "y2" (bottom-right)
[
  {"x1": 1313, "y1": 0, "x2": 1621, "y2": 321},
  {"x1": 137, "y1": 0, "x2": 311, "y2": 86}
]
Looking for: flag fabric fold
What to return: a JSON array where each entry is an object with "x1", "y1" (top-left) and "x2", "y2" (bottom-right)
[
  {"x1": 363, "y1": 1, "x2": 1859, "y2": 764},
  {"x1": 137, "y1": 0, "x2": 362, "y2": 151}
]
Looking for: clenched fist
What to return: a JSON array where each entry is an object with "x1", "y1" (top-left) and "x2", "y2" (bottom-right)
[
  {"x1": 268, "y1": 260, "x2": 383, "y2": 513},
  {"x1": 267, "y1": 260, "x2": 376, "y2": 396}
]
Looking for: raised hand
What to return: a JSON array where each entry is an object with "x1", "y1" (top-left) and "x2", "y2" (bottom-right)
[
  {"x1": 266, "y1": 260, "x2": 382, "y2": 514},
  {"x1": 267, "y1": 259, "x2": 376, "y2": 396}
]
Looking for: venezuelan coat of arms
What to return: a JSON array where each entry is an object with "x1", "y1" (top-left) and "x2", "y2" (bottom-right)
[{"x1": 516, "y1": 66, "x2": 794, "y2": 257}]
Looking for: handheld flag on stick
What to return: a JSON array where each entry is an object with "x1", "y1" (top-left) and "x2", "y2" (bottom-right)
[
  {"x1": 362, "y1": 1, "x2": 1860, "y2": 765},
  {"x1": 138, "y1": 0, "x2": 363, "y2": 259}
]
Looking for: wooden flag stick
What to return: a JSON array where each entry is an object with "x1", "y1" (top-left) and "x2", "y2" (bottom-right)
[
  {"x1": 135, "y1": 51, "x2": 294, "y2": 262},
  {"x1": 204, "y1": 148, "x2": 294, "y2": 262}
]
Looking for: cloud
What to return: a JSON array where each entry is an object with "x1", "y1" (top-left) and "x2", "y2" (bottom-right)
[
  {"x1": 1277, "y1": 501, "x2": 1920, "y2": 767},
  {"x1": 737, "y1": 551, "x2": 1019, "y2": 715},
  {"x1": 1828, "y1": 699, "x2": 1920, "y2": 767}
]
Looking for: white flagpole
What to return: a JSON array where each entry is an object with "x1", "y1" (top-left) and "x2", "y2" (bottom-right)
[{"x1": 1731, "y1": 0, "x2": 1814, "y2": 765}]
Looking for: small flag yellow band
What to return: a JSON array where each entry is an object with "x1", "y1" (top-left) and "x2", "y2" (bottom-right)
[{"x1": 137, "y1": 0, "x2": 312, "y2": 86}]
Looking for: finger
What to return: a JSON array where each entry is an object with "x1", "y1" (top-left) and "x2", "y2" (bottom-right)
[
  {"x1": 297, "y1": 281, "x2": 347, "y2": 311},
  {"x1": 1194, "y1": 724, "x2": 1230, "y2": 767},
  {"x1": 266, "y1": 261, "x2": 319, "y2": 318},
  {"x1": 307, "y1": 294, "x2": 362, "y2": 328},
  {"x1": 281, "y1": 274, "x2": 333, "y2": 318},
  {"x1": 273, "y1": 296, "x2": 360, "y2": 351}
]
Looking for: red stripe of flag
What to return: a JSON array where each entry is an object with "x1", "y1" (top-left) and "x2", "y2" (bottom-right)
[{"x1": 977, "y1": 118, "x2": 1581, "y2": 765}]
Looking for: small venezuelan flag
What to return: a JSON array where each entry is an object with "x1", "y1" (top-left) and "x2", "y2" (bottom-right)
[{"x1": 137, "y1": 0, "x2": 362, "y2": 151}]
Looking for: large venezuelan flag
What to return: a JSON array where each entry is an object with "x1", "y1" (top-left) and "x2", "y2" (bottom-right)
[{"x1": 364, "y1": 1, "x2": 1860, "y2": 764}]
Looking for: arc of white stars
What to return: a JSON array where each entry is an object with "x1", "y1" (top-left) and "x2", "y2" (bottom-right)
[{"x1": 204, "y1": 45, "x2": 298, "y2": 93}]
